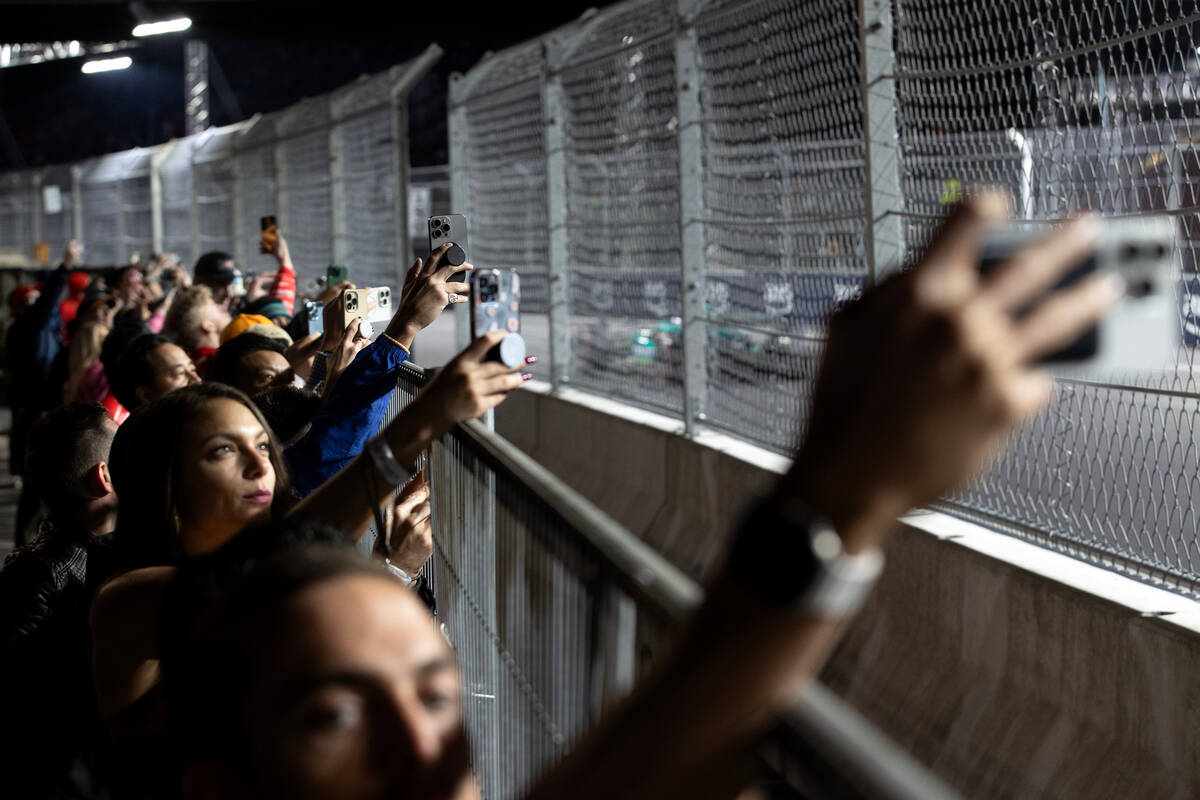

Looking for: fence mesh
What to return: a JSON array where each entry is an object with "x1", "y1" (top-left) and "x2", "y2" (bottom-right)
[
  {"x1": 78, "y1": 157, "x2": 123, "y2": 268},
  {"x1": 439, "y1": 0, "x2": 1200, "y2": 595},
  {"x1": 0, "y1": 171, "x2": 33, "y2": 260},
  {"x1": 458, "y1": 58, "x2": 551, "y2": 375},
  {"x1": 337, "y1": 107, "x2": 402, "y2": 288},
  {"x1": 0, "y1": 54, "x2": 431, "y2": 292},
  {"x1": 279, "y1": 101, "x2": 335, "y2": 276},
  {"x1": 160, "y1": 142, "x2": 193, "y2": 261},
  {"x1": 561, "y1": 11, "x2": 683, "y2": 412},
  {"x1": 119, "y1": 150, "x2": 154, "y2": 262},
  {"x1": 192, "y1": 126, "x2": 240, "y2": 260},
  {"x1": 695, "y1": 0, "x2": 867, "y2": 448},
  {"x1": 234, "y1": 116, "x2": 278, "y2": 272},
  {"x1": 886, "y1": 0, "x2": 1200, "y2": 588}
]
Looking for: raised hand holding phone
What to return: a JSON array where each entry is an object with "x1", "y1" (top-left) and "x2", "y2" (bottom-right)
[
  {"x1": 470, "y1": 268, "x2": 526, "y2": 367},
  {"x1": 428, "y1": 214, "x2": 469, "y2": 284},
  {"x1": 385, "y1": 242, "x2": 472, "y2": 351}
]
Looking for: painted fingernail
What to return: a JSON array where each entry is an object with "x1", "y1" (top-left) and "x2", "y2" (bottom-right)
[
  {"x1": 524, "y1": 355, "x2": 538, "y2": 364},
  {"x1": 522, "y1": 372, "x2": 533, "y2": 381}
]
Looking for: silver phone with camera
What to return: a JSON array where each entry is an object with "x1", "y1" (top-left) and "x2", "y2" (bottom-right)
[{"x1": 981, "y1": 216, "x2": 1178, "y2": 376}]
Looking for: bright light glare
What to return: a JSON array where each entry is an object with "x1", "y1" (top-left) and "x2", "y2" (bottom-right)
[
  {"x1": 81, "y1": 56, "x2": 132, "y2": 74},
  {"x1": 132, "y1": 17, "x2": 192, "y2": 37}
]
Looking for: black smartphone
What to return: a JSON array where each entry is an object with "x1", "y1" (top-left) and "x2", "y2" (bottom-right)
[{"x1": 429, "y1": 214, "x2": 469, "y2": 284}]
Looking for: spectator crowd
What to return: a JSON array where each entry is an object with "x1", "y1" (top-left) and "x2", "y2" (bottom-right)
[{"x1": 0, "y1": 193, "x2": 1121, "y2": 798}]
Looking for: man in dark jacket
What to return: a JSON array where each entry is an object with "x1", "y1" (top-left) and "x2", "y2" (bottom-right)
[
  {"x1": 7, "y1": 240, "x2": 83, "y2": 544},
  {"x1": 0, "y1": 401, "x2": 118, "y2": 797}
]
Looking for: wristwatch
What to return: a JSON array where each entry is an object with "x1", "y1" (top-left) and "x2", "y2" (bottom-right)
[
  {"x1": 385, "y1": 559, "x2": 418, "y2": 587},
  {"x1": 726, "y1": 498, "x2": 884, "y2": 618}
]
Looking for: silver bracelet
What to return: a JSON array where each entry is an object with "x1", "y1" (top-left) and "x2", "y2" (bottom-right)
[
  {"x1": 366, "y1": 433, "x2": 415, "y2": 487},
  {"x1": 385, "y1": 559, "x2": 417, "y2": 586}
]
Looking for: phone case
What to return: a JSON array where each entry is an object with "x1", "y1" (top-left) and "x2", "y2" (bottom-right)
[
  {"x1": 260, "y1": 216, "x2": 278, "y2": 254},
  {"x1": 471, "y1": 269, "x2": 521, "y2": 339},
  {"x1": 429, "y1": 214, "x2": 469, "y2": 256},
  {"x1": 335, "y1": 287, "x2": 393, "y2": 336}
]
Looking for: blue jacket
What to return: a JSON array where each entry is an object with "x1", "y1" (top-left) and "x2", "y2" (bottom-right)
[{"x1": 286, "y1": 337, "x2": 409, "y2": 496}]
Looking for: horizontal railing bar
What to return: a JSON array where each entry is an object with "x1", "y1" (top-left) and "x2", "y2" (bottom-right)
[
  {"x1": 781, "y1": 684, "x2": 961, "y2": 800},
  {"x1": 454, "y1": 416, "x2": 703, "y2": 620}
]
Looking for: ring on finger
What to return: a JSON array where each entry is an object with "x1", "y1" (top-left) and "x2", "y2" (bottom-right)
[{"x1": 447, "y1": 292, "x2": 460, "y2": 305}]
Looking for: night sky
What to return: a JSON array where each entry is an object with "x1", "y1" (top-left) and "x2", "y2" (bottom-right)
[{"x1": 0, "y1": 2, "x2": 605, "y2": 170}]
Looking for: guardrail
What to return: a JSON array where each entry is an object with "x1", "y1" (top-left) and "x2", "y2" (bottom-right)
[{"x1": 391, "y1": 361, "x2": 958, "y2": 800}]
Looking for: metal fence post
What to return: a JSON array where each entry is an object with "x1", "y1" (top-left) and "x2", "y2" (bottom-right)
[
  {"x1": 544, "y1": 72, "x2": 572, "y2": 390},
  {"x1": 448, "y1": 100, "x2": 472, "y2": 353},
  {"x1": 188, "y1": 138, "x2": 201, "y2": 266},
  {"x1": 273, "y1": 134, "x2": 289, "y2": 238},
  {"x1": 114, "y1": 162, "x2": 127, "y2": 265},
  {"x1": 30, "y1": 171, "x2": 42, "y2": 251},
  {"x1": 859, "y1": 0, "x2": 904, "y2": 283},
  {"x1": 675, "y1": 16, "x2": 707, "y2": 434},
  {"x1": 71, "y1": 164, "x2": 83, "y2": 245},
  {"x1": 330, "y1": 98, "x2": 349, "y2": 268},
  {"x1": 150, "y1": 141, "x2": 174, "y2": 255},
  {"x1": 391, "y1": 88, "x2": 412, "y2": 290},
  {"x1": 230, "y1": 139, "x2": 247, "y2": 269}
]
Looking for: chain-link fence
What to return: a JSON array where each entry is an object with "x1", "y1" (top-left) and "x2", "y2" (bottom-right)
[
  {"x1": 446, "y1": 0, "x2": 1200, "y2": 596},
  {"x1": 0, "y1": 45, "x2": 442, "y2": 294}
]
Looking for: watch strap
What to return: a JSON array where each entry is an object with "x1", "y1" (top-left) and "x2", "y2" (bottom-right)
[{"x1": 727, "y1": 499, "x2": 883, "y2": 618}]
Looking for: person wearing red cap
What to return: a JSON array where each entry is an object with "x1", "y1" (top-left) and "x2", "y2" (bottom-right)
[{"x1": 57, "y1": 270, "x2": 93, "y2": 329}]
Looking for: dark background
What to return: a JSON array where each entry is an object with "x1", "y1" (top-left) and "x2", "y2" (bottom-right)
[{"x1": 0, "y1": 1, "x2": 604, "y2": 170}]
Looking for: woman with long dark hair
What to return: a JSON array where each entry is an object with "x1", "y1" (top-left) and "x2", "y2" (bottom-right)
[{"x1": 107, "y1": 381, "x2": 294, "y2": 569}]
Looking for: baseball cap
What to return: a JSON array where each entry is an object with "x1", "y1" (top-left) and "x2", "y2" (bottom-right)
[{"x1": 220, "y1": 313, "x2": 273, "y2": 345}]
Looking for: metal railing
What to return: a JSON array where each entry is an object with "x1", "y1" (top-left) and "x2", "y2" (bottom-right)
[{"x1": 391, "y1": 361, "x2": 957, "y2": 800}]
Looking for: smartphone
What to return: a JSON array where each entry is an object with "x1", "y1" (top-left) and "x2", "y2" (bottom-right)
[
  {"x1": 980, "y1": 216, "x2": 1178, "y2": 374},
  {"x1": 334, "y1": 287, "x2": 392, "y2": 338},
  {"x1": 286, "y1": 299, "x2": 325, "y2": 341},
  {"x1": 428, "y1": 214, "x2": 469, "y2": 284},
  {"x1": 471, "y1": 268, "x2": 526, "y2": 367},
  {"x1": 260, "y1": 216, "x2": 278, "y2": 255},
  {"x1": 327, "y1": 264, "x2": 349, "y2": 285}
]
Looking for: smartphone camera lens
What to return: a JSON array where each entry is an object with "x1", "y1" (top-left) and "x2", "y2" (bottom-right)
[
  {"x1": 1120, "y1": 244, "x2": 1140, "y2": 262},
  {"x1": 1128, "y1": 278, "x2": 1156, "y2": 299}
]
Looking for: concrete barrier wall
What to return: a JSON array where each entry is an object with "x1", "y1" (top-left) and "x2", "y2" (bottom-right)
[{"x1": 496, "y1": 386, "x2": 1200, "y2": 799}]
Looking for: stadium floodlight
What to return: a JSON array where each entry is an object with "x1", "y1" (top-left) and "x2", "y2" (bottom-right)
[
  {"x1": 132, "y1": 17, "x2": 192, "y2": 37},
  {"x1": 81, "y1": 56, "x2": 132, "y2": 74}
]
